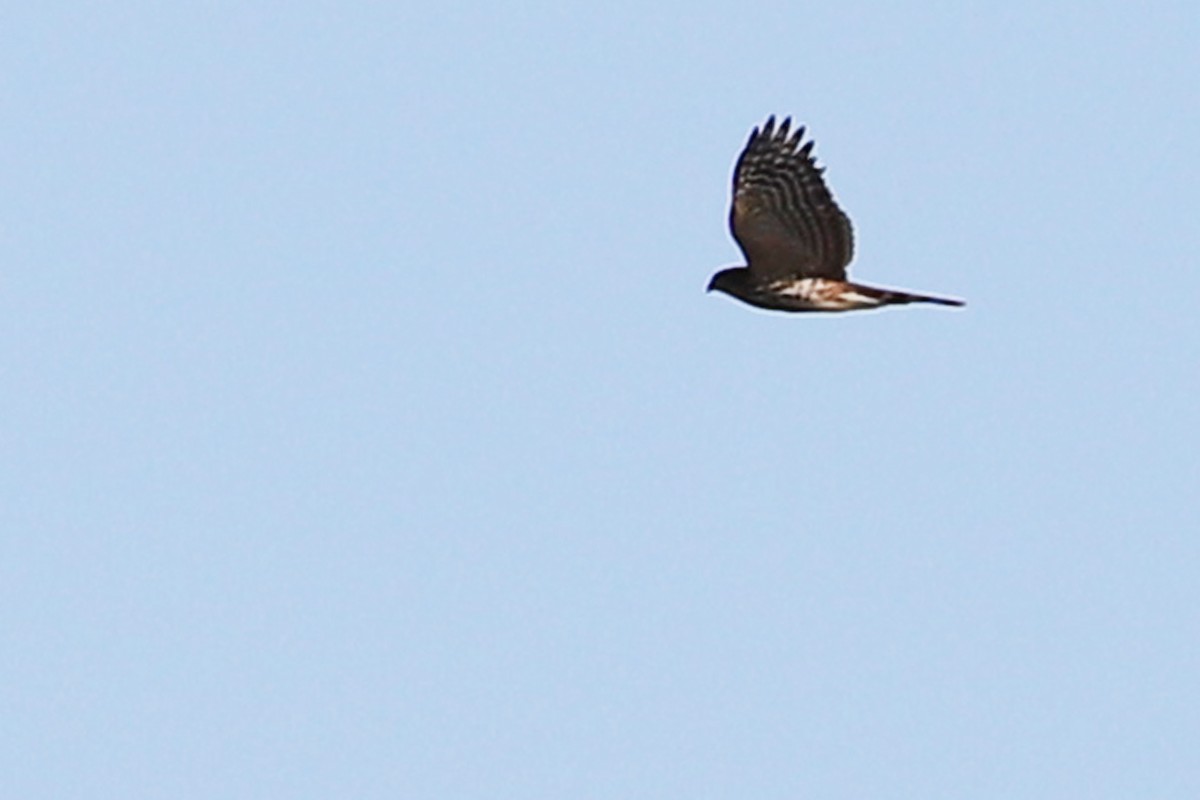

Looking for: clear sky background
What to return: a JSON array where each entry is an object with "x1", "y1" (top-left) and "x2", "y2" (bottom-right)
[{"x1": 3, "y1": 2, "x2": 1197, "y2": 798}]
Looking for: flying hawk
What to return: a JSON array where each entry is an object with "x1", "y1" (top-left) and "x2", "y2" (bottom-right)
[{"x1": 708, "y1": 116, "x2": 964, "y2": 312}]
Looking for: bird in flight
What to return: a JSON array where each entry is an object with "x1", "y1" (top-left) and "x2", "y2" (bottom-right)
[{"x1": 708, "y1": 116, "x2": 964, "y2": 312}]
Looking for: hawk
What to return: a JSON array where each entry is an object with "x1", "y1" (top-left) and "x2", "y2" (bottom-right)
[{"x1": 708, "y1": 116, "x2": 964, "y2": 312}]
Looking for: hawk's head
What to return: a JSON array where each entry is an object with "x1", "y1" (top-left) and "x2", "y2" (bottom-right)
[{"x1": 706, "y1": 267, "x2": 753, "y2": 298}]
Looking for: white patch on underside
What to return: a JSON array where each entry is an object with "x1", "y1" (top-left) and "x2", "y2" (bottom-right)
[
  {"x1": 766, "y1": 278, "x2": 885, "y2": 309},
  {"x1": 771, "y1": 278, "x2": 820, "y2": 297}
]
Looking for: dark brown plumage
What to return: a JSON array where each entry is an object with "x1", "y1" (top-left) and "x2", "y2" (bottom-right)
[{"x1": 708, "y1": 116, "x2": 964, "y2": 312}]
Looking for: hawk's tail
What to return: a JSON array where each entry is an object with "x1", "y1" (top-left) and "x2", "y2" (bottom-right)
[{"x1": 856, "y1": 283, "x2": 965, "y2": 308}]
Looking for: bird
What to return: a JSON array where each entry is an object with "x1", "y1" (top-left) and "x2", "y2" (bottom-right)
[{"x1": 707, "y1": 116, "x2": 964, "y2": 312}]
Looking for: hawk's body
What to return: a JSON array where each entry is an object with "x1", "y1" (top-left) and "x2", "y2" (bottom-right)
[{"x1": 708, "y1": 116, "x2": 963, "y2": 312}]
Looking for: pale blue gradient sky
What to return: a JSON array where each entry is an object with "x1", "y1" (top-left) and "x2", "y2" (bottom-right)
[{"x1": 3, "y1": 2, "x2": 1198, "y2": 798}]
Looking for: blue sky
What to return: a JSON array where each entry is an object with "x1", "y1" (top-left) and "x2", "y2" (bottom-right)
[{"x1": 3, "y1": 2, "x2": 1198, "y2": 797}]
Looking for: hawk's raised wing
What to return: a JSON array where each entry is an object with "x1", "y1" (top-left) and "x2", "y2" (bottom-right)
[{"x1": 730, "y1": 116, "x2": 854, "y2": 281}]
